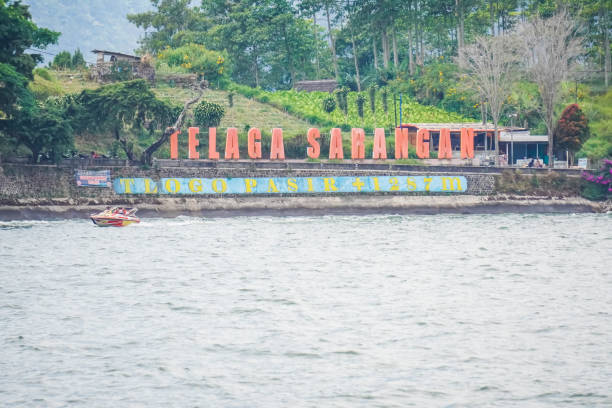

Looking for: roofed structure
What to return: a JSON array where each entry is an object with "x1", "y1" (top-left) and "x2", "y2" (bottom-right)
[
  {"x1": 399, "y1": 123, "x2": 528, "y2": 132},
  {"x1": 294, "y1": 79, "x2": 338, "y2": 93},
  {"x1": 90, "y1": 49, "x2": 154, "y2": 83},
  {"x1": 92, "y1": 50, "x2": 141, "y2": 63}
]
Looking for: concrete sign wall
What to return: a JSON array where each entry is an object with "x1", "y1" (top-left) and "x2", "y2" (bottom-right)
[{"x1": 113, "y1": 175, "x2": 468, "y2": 195}]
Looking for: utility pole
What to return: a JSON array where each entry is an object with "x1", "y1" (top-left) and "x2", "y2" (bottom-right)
[{"x1": 508, "y1": 113, "x2": 517, "y2": 166}]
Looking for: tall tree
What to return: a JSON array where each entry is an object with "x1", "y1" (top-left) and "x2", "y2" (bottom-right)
[
  {"x1": 0, "y1": 0, "x2": 58, "y2": 120},
  {"x1": 7, "y1": 98, "x2": 73, "y2": 163},
  {"x1": 457, "y1": 33, "x2": 517, "y2": 164},
  {"x1": 516, "y1": 10, "x2": 583, "y2": 168},
  {"x1": 128, "y1": 0, "x2": 209, "y2": 53},
  {"x1": 76, "y1": 80, "x2": 179, "y2": 160},
  {"x1": 554, "y1": 103, "x2": 589, "y2": 165}
]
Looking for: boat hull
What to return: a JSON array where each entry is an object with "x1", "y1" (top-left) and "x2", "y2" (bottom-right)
[{"x1": 90, "y1": 216, "x2": 140, "y2": 227}]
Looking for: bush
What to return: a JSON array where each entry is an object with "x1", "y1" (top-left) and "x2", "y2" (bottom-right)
[
  {"x1": 323, "y1": 95, "x2": 336, "y2": 113},
  {"x1": 381, "y1": 87, "x2": 388, "y2": 113},
  {"x1": 194, "y1": 100, "x2": 225, "y2": 128},
  {"x1": 334, "y1": 87, "x2": 348, "y2": 115},
  {"x1": 33, "y1": 68, "x2": 52, "y2": 81},
  {"x1": 368, "y1": 85, "x2": 377, "y2": 113},
  {"x1": 356, "y1": 94, "x2": 366, "y2": 118},
  {"x1": 157, "y1": 43, "x2": 229, "y2": 83},
  {"x1": 580, "y1": 159, "x2": 612, "y2": 200}
]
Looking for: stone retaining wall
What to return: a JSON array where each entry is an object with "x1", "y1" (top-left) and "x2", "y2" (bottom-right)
[{"x1": 0, "y1": 163, "x2": 495, "y2": 202}]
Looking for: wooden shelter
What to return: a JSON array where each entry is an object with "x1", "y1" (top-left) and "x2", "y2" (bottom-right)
[
  {"x1": 90, "y1": 50, "x2": 155, "y2": 83},
  {"x1": 294, "y1": 79, "x2": 337, "y2": 92}
]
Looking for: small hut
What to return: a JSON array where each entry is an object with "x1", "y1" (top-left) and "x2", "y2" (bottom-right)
[
  {"x1": 90, "y1": 50, "x2": 155, "y2": 83},
  {"x1": 294, "y1": 79, "x2": 337, "y2": 93}
]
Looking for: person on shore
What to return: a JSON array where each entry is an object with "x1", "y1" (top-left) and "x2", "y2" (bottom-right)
[{"x1": 528, "y1": 158, "x2": 535, "y2": 167}]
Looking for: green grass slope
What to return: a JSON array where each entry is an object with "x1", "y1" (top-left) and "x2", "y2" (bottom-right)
[
  {"x1": 578, "y1": 87, "x2": 612, "y2": 160},
  {"x1": 229, "y1": 84, "x2": 474, "y2": 132},
  {"x1": 16, "y1": 71, "x2": 478, "y2": 160}
]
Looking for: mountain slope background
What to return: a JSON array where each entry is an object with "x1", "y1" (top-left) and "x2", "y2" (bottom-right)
[{"x1": 24, "y1": 0, "x2": 151, "y2": 63}]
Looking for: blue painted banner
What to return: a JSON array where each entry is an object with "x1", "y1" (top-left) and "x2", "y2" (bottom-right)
[
  {"x1": 76, "y1": 170, "x2": 111, "y2": 187},
  {"x1": 113, "y1": 176, "x2": 467, "y2": 195}
]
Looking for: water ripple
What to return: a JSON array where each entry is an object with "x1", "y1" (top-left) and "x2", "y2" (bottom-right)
[{"x1": 0, "y1": 213, "x2": 611, "y2": 407}]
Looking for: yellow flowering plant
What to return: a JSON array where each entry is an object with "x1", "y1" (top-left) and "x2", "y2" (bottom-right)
[{"x1": 157, "y1": 43, "x2": 229, "y2": 81}]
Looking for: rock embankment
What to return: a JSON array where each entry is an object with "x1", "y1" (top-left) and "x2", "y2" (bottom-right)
[{"x1": 0, "y1": 195, "x2": 607, "y2": 220}]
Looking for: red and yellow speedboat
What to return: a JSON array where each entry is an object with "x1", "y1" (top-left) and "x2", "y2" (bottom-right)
[{"x1": 91, "y1": 207, "x2": 140, "y2": 227}]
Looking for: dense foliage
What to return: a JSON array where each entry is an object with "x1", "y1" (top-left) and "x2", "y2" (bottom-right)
[
  {"x1": 157, "y1": 43, "x2": 229, "y2": 82},
  {"x1": 193, "y1": 100, "x2": 225, "y2": 128},
  {"x1": 555, "y1": 104, "x2": 589, "y2": 162},
  {"x1": 230, "y1": 84, "x2": 470, "y2": 132},
  {"x1": 0, "y1": 0, "x2": 61, "y2": 160},
  {"x1": 7, "y1": 98, "x2": 74, "y2": 163},
  {"x1": 579, "y1": 88, "x2": 612, "y2": 160},
  {"x1": 0, "y1": 0, "x2": 58, "y2": 117},
  {"x1": 75, "y1": 80, "x2": 180, "y2": 159},
  {"x1": 581, "y1": 159, "x2": 612, "y2": 200}
]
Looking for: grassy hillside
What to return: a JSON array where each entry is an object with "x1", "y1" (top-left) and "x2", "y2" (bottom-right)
[
  {"x1": 577, "y1": 88, "x2": 612, "y2": 160},
  {"x1": 21, "y1": 69, "x2": 609, "y2": 161},
  {"x1": 22, "y1": 70, "x2": 317, "y2": 158},
  {"x1": 153, "y1": 84, "x2": 314, "y2": 135},
  {"x1": 229, "y1": 84, "x2": 473, "y2": 132}
]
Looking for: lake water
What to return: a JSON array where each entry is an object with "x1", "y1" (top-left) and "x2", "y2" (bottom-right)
[{"x1": 1, "y1": 213, "x2": 611, "y2": 407}]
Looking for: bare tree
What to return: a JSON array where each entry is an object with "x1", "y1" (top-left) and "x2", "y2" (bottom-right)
[
  {"x1": 457, "y1": 34, "x2": 517, "y2": 165},
  {"x1": 515, "y1": 10, "x2": 583, "y2": 168},
  {"x1": 140, "y1": 80, "x2": 208, "y2": 166}
]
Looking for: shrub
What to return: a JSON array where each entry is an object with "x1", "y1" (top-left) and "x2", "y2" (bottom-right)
[
  {"x1": 157, "y1": 43, "x2": 229, "y2": 83},
  {"x1": 381, "y1": 87, "x2": 388, "y2": 113},
  {"x1": 323, "y1": 95, "x2": 336, "y2": 113},
  {"x1": 356, "y1": 94, "x2": 366, "y2": 118},
  {"x1": 368, "y1": 85, "x2": 377, "y2": 113},
  {"x1": 33, "y1": 68, "x2": 52, "y2": 81},
  {"x1": 580, "y1": 159, "x2": 612, "y2": 200},
  {"x1": 334, "y1": 87, "x2": 349, "y2": 115},
  {"x1": 194, "y1": 100, "x2": 225, "y2": 128}
]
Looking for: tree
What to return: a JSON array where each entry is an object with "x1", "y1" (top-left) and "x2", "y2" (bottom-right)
[
  {"x1": 0, "y1": 0, "x2": 59, "y2": 121},
  {"x1": 554, "y1": 104, "x2": 589, "y2": 165},
  {"x1": 457, "y1": 33, "x2": 517, "y2": 164},
  {"x1": 52, "y1": 51, "x2": 72, "y2": 69},
  {"x1": 516, "y1": 10, "x2": 583, "y2": 168},
  {"x1": 7, "y1": 98, "x2": 73, "y2": 163},
  {"x1": 76, "y1": 80, "x2": 179, "y2": 160},
  {"x1": 127, "y1": 0, "x2": 208, "y2": 54},
  {"x1": 141, "y1": 80, "x2": 207, "y2": 165},
  {"x1": 71, "y1": 48, "x2": 86, "y2": 69}
]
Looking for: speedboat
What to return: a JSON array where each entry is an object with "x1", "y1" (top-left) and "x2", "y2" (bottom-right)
[{"x1": 90, "y1": 207, "x2": 140, "y2": 227}]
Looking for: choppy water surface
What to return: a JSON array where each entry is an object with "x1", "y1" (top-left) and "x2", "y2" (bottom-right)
[{"x1": 1, "y1": 213, "x2": 611, "y2": 407}]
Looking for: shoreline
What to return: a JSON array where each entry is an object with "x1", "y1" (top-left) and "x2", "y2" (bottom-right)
[{"x1": 0, "y1": 195, "x2": 608, "y2": 220}]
